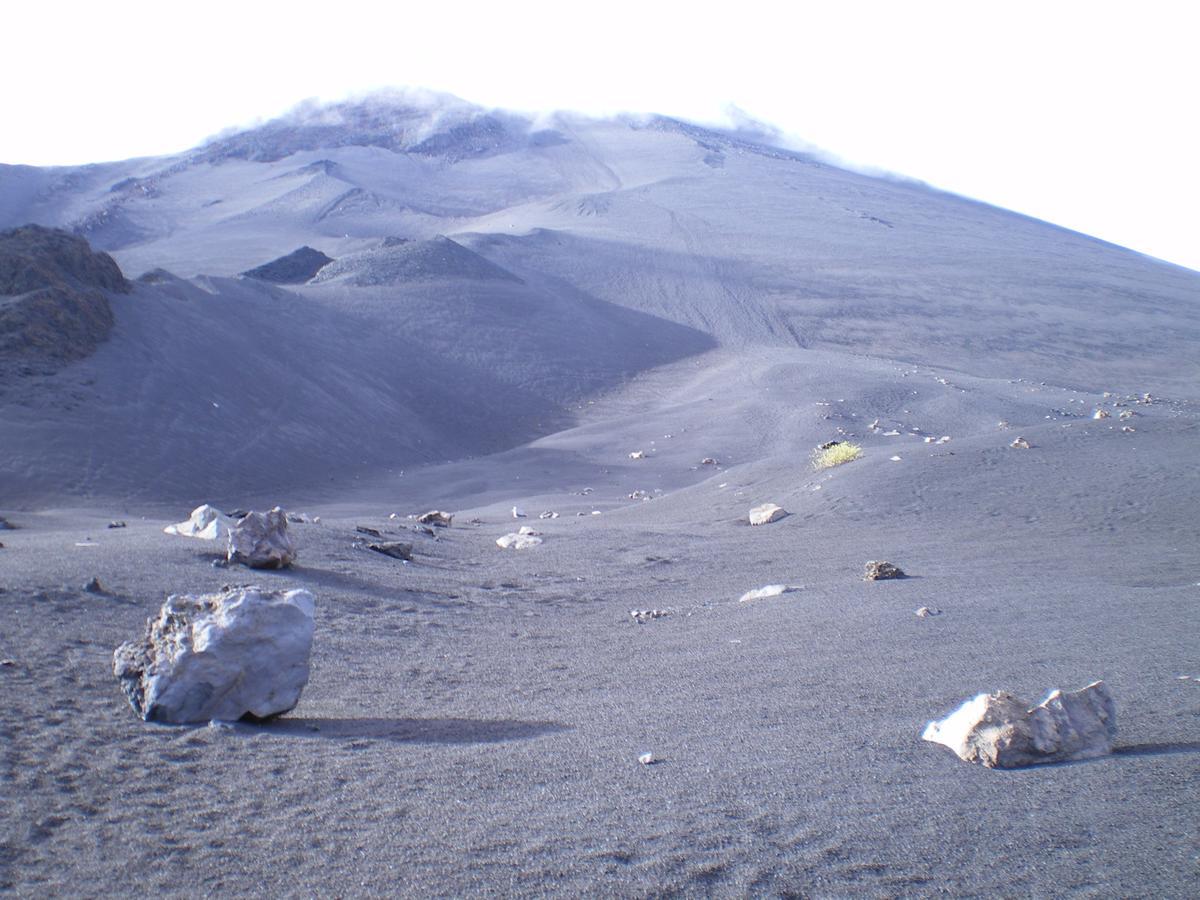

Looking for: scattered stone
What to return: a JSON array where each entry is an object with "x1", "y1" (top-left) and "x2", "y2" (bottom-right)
[
  {"x1": 590, "y1": 510, "x2": 602, "y2": 516},
  {"x1": 227, "y1": 508, "x2": 295, "y2": 569},
  {"x1": 417, "y1": 510, "x2": 453, "y2": 527},
  {"x1": 512, "y1": 506, "x2": 527, "y2": 518},
  {"x1": 890, "y1": 455, "x2": 903, "y2": 462},
  {"x1": 0, "y1": 517, "x2": 13, "y2": 530},
  {"x1": 1092, "y1": 409, "x2": 1111, "y2": 420},
  {"x1": 0, "y1": 659, "x2": 14, "y2": 667},
  {"x1": 287, "y1": 513, "x2": 309, "y2": 524},
  {"x1": 915, "y1": 606, "x2": 942, "y2": 618},
  {"x1": 628, "y1": 450, "x2": 646, "y2": 460},
  {"x1": 1137, "y1": 393, "x2": 1154, "y2": 405},
  {"x1": 1010, "y1": 436, "x2": 1031, "y2": 449},
  {"x1": 1121, "y1": 425, "x2": 1136, "y2": 433},
  {"x1": 817, "y1": 440, "x2": 842, "y2": 450},
  {"x1": 864, "y1": 560, "x2": 905, "y2": 581},
  {"x1": 738, "y1": 584, "x2": 796, "y2": 603},
  {"x1": 107, "y1": 521, "x2": 127, "y2": 529},
  {"x1": 84, "y1": 576, "x2": 107, "y2": 594},
  {"x1": 113, "y1": 585, "x2": 315, "y2": 724},
  {"x1": 748, "y1": 503, "x2": 787, "y2": 525},
  {"x1": 1119, "y1": 409, "x2": 1135, "y2": 420},
  {"x1": 163, "y1": 504, "x2": 234, "y2": 541},
  {"x1": 628, "y1": 490, "x2": 653, "y2": 501},
  {"x1": 538, "y1": 511, "x2": 559, "y2": 519},
  {"x1": 638, "y1": 752, "x2": 656, "y2": 766},
  {"x1": 922, "y1": 680, "x2": 1117, "y2": 768},
  {"x1": 0, "y1": 541, "x2": 4, "y2": 548},
  {"x1": 355, "y1": 525, "x2": 384, "y2": 538},
  {"x1": 497, "y1": 527, "x2": 542, "y2": 550},
  {"x1": 868, "y1": 418, "x2": 881, "y2": 431},
  {"x1": 367, "y1": 541, "x2": 413, "y2": 561},
  {"x1": 630, "y1": 609, "x2": 669, "y2": 623},
  {"x1": 936, "y1": 435, "x2": 951, "y2": 444},
  {"x1": 882, "y1": 430, "x2": 901, "y2": 436},
  {"x1": 700, "y1": 457, "x2": 718, "y2": 465},
  {"x1": 997, "y1": 420, "x2": 1010, "y2": 428}
]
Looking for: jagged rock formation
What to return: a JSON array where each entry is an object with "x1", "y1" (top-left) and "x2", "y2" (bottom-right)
[
  {"x1": 0, "y1": 224, "x2": 129, "y2": 376},
  {"x1": 922, "y1": 681, "x2": 1117, "y2": 768}
]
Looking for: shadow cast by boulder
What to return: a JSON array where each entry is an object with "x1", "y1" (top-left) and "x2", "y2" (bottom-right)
[
  {"x1": 249, "y1": 716, "x2": 571, "y2": 745},
  {"x1": 1113, "y1": 741, "x2": 1200, "y2": 759}
]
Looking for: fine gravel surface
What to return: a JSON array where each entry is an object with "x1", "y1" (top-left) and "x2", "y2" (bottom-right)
[{"x1": 2, "y1": 93, "x2": 1199, "y2": 897}]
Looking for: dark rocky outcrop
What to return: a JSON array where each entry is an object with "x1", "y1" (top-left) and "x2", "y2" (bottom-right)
[
  {"x1": 0, "y1": 224, "x2": 129, "y2": 375},
  {"x1": 241, "y1": 246, "x2": 334, "y2": 284},
  {"x1": 311, "y1": 235, "x2": 521, "y2": 286}
]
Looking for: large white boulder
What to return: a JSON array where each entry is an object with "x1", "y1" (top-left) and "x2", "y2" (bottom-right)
[
  {"x1": 922, "y1": 680, "x2": 1117, "y2": 768},
  {"x1": 227, "y1": 507, "x2": 295, "y2": 568},
  {"x1": 113, "y1": 586, "x2": 315, "y2": 724},
  {"x1": 164, "y1": 504, "x2": 235, "y2": 541},
  {"x1": 748, "y1": 503, "x2": 787, "y2": 525}
]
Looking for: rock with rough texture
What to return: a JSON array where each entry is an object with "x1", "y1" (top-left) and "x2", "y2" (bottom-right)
[
  {"x1": 417, "y1": 510, "x2": 453, "y2": 527},
  {"x1": 240, "y1": 246, "x2": 333, "y2": 284},
  {"x1": 1010, "y1": 436, "x2": 1031, "y2": 449},
  {"x1": 748, "y1": 503, "x2": 787, "y2": 525},
  {"x1": 227, "y1": 508, "x2": 295, "y2": 569},
  {"x1": 497, "y1": 526, "x2": 542, "y2": 550},
  {"x1": 628, "y1": 450, "x2": 646, "y2": 460},
  {"x1": 863, "y1": 560, "x2": 905, "y2": 580},
  {"x1": 368, "y1": 541, "x2": 413, "y2": 560},
  {"x1": 113, "y1": 586, "x2": 315, "y2": 724},
  {"x1": 922, "y1": 681, "x2": 1117, "y2": 768},
  {"x1": 164, "y1": 505, "x2": 235, "y2": 541}
]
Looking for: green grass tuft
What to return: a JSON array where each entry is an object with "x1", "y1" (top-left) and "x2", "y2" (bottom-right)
[{"x1": 812, "y1": 441, "x2": 864, "y2": 470}]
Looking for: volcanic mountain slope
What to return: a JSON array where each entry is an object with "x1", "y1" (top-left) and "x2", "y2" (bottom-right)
[{"x1": 0, "y1": 91, "x2": 1198, "y2": 508}]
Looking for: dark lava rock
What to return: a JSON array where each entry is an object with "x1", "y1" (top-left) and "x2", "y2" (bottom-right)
[
  {"x1": 367, "y1": 541, "x2": 413, "y2": 561},
  {"x1": 241, "y1": 246, "x2": 334, "y2": 284},
  {"x1": 312, "y1": 235, "x2": 521, "y2": 286},
  {"x1": 0, "y1": 225, "x2": 130, "y2": 376}
]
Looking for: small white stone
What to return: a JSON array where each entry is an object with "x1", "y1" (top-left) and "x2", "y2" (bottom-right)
[
  {"x1": 739, "y1": 584, "x2": 796, "y2": 603},
  {"x1": 638, "y1": 752, "x2": 655, "y2": 765},
  {"x1": 628, "y1": 450, "x2": 646, "y2": 460},
  {"x1": 890, "y1": 455, "x2": 902, "y2": 462},
  {"x1": 512, "y1": 506, "x2": 526, "y2": 518}
]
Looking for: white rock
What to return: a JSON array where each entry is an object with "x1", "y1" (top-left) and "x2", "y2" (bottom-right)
[
  {"x1": 538, "y1": 511, "x2": 559, "y2": 519},
  {"x1": 511, "y1": 506, "x2": 527, "y2": 518},
  {"x1": 417, "y1": 510, "x2": 453, "y2": 527},
  {"x1": 163, "y1": 504, "x2": 234, "y2": 541},
  {"x1": 922, "y1": 681, "x2": 1117, "y2": 768},
  {"x1": 496, "y1": 531, "x2": 543, "y2": 549},
  {"x1": 227, "y1": 507, "x2": 295, "y2": 569},
  {"x1": 890, "y1": 455, "x2": 902, "y2": 462},
  {"x1": 1093, "y1": 409, "x2": 1111, "y2": 420},
  {"x1": 113, "y1": 586, "x2": 315, "y2": 724},
  {"x1": 1010, "y1": 436, "x2": 1031, "y2": 449},
  {"x1": 915, "y1": 606, "x2": 942, "y2": 617},
  {"x1": 638, "y1": 752, "x2": 655, "y2": 765},
  {"x1": 748, "y1": 503, "x2": 787, "y2": 525},
  {"x1": 738, "y1": 584, "x2": 796, "y2": 603},
  {"x1": 629, "y1": 450, "x2": 646, "y2": 460}
]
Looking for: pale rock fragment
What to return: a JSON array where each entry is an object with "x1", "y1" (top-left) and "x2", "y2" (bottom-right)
[
  {"x1": 227, "y1": 508, "x2": 295, "y2": 569},
  {"x1": 1093, "y1": 409, "x2": 1111, "y2": 420},
  {"x1": 628, "y1": 450, "x2": 646, "y2": 460},
  {"x1": 738, "y1": 584, "x2": 796, "y2": 602},
  {"x1": 921, "y1": 681, "x2": 1117, "y2": 768},
  {"x1": 417, "y1": 510, "x2": 453, "y2": 527},
  {"x1": 164, "y1": 505, "x2": 235, "y2": 541},
  {"x1": 1010, "y1": 436, "x2": 1031, "y2": 449},
  {"x1": 748, "y1": 503, "x2": 787, "y2": 525},
  {"x1": 863, "y1": 560, "x2": 905, "y2": 580},
  {"x1": 497, "y1": 526, "x2": 542, "y2": 550},
  {"x1": 113, "y1": 586, "x2": 315, "y2": 724}
]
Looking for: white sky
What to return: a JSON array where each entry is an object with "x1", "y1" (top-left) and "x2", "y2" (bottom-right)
[{"x1": 4, "y1": 1, "x2": 1198, "y2": 271}]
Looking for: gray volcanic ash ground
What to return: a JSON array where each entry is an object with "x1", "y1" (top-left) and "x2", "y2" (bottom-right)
[{"x1": 1, "y1": 94, "x2": 1198, "y2": 896}]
